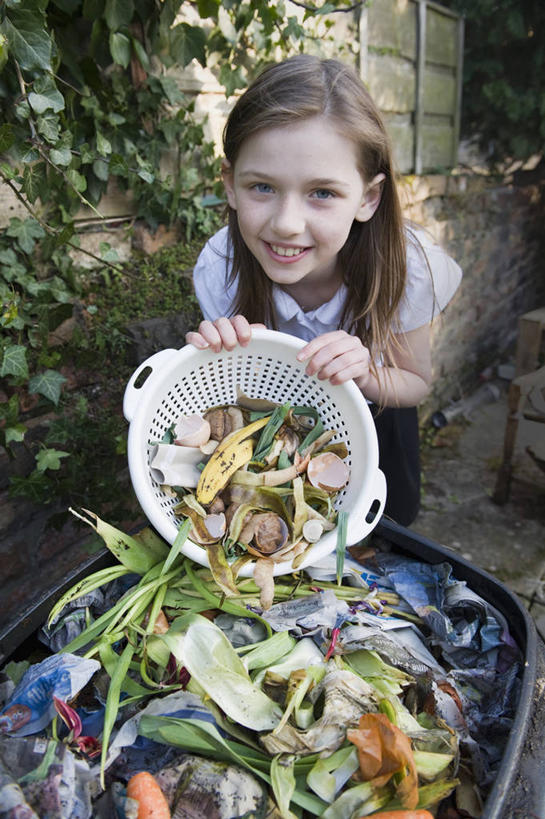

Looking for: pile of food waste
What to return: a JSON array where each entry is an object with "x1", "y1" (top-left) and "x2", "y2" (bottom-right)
[
  {"x1": 0, "y1": 514, "x2": 521, "y2": 819},
  {"x1": 149, "y1": 393, "x2": 351, "y2": 607}
]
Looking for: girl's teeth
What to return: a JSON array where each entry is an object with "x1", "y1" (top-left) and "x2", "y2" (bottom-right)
[{"x1": 271, "y1": 245, "x2": 305, "y2": 257}]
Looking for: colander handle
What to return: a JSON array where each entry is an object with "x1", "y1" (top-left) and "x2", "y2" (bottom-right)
[
  {"x1": 123, "y1": 348, "x2": 179, "y2": 422},
  {"x1": 346, "y1": 467, "x2": 387, "y2": 544}
]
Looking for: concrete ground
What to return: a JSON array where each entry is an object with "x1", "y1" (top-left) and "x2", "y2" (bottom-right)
[{"x1": 413, "y1": 377, "x2": 545, "y2": 638}]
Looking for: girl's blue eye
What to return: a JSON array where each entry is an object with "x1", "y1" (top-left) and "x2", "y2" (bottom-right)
[
  {"x1": 313, "y1": 189, "x2": 334, "y2": 200},
  {"x1": 253, "y1": 182, "x2": 273, "y2": 193}
]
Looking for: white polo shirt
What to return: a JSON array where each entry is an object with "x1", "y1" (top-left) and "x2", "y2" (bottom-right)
[{"x1": 192, "y1": 225, "x2": 462, "y2": 342}]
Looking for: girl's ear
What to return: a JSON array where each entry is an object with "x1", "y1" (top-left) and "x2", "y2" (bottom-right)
[
  {"x1": 222, "y1": 159, "x2": 237, "y2": 210},
  {"x1": 355, "y1": 173, "x2": 385, "y2": 222}
]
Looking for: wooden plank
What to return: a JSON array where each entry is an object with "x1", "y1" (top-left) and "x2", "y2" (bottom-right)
[
  {"x1": 367, "y1": 53, "x2": 416, "y2": 113},
  {"x1": 453, "y1": 15, "x2": 465, "y2": 166},
  {"x1": 414, "y1": 0, "x2": 426, "y2": 174},
  {"x1": 367, "y1": 0, "x2": 417, "y2": 61},
  {"x1": 515, "y1": 308, "x2": 545, "y2": 377},
  {"x1": 421, "y1": 118, "x2": 455, "y2": 170},
  {"x1": 382, "y1": 113, "x2": 414, "y2": 174},
  {"x1": 423, "y1": 65, "x2": 457, "y2": 115},
  {"x1": 426, "y1": 5, "x2": 458, "y2": 66},
  {"x1": 358, "y1": 5, "x2": 369, "y2": 82}
]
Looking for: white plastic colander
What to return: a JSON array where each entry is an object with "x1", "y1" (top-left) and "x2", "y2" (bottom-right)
[{"x1": 123, "y1": 328, "x2": 386, "y2": 576}]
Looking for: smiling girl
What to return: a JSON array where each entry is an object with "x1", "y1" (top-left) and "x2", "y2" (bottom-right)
[{"x1": 185, "y1": 55, "x2": 462, "y2": 525}]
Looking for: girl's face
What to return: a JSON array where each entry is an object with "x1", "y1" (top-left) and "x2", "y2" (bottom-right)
[{"x1": 223, "y1": 116, "x2": 384, "y2": 291}]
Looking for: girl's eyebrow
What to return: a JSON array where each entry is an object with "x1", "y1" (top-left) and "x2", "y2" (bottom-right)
[{"x1": 237, "y1": 169, "x2": 350, "y2": 189}]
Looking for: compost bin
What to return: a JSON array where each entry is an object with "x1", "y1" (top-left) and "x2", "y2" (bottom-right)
[{"x1": 1, "y1": 517, "x2": 544, "y2": 819}]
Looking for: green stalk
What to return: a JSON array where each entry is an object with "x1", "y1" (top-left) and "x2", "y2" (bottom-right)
[
  {"x1": 47, "y1": 564, "x2": 131, "y2": 627},
  {"x1": 99, "y1": 642, "x2": 150, "y2": 696},
  {"x1": 143, "y1": 582, "x2": 167, "y2": 636},
  {"x1": 184, "y1": 558, "x2": 273, "y2": 637},
  {"x1": 99, "y1": 640, "x2": 134, "y2": 789}
]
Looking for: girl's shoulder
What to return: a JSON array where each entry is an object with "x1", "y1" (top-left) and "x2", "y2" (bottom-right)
[
  {"x1": 196, "y1": 225, "x2": 231, "y2": 265},
  {"x1": 398, "y1": 225, "x2": 463, "y2": 332},
  {"x1": 192, "y1": 226, "x2": 236, "y2": 321}
]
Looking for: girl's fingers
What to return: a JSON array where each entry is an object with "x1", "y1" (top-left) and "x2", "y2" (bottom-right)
[
  {"x1": 315, "y1": 351, "x2": 370, "y2": 383},
  {"x1": 296, "y1": 331, "x2": 348, "y2": 362},
  {"x1": 185, "y1": 316, "x2": 256, "y2": 352},
  {"x1": 185, "y1": 330, "x2": 210, "y2": 349},
  {"x1": 231, "y1": 314, "x2": 253, "y2": 346},
  {"x1": 213, "y1": 317, "x2": 239, "y2": 350},
  {"x1": 302, "y1": 338, "x2": 369, "y2": 378},
  {"x1": 186, "y1": 320, "x2": 223, "y2": 351}
]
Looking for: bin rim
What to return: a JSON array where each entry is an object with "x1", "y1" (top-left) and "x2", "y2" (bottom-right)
[{"x1": 0, "y1": 518, "x2": 538, "y2": 819}]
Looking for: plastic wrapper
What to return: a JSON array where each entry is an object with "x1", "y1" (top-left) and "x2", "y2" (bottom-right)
[{"x1": 0, "y1": 655, "x2": 100, "y2": 737}]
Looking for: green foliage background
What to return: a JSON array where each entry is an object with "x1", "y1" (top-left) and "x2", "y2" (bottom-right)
[
  {"x1": 0, "y1": 0, "x2": 357, "y2": 524},
  {"x1": 441, "y1": 0, "x2": 545, "y2": 163}
]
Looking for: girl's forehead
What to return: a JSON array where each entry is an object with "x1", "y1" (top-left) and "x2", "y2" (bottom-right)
[{"x1": 233, "y1": 116, "x2": 363, "y2": 177}]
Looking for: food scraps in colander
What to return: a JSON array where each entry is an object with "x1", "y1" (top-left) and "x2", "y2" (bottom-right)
[{"x1": 149, "y1": 398, "x2": 350, "y2": 607}]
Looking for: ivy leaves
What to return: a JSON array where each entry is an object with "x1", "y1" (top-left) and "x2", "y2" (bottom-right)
[
  {"x1": 0, "y1": 6, "x2": 52, "y2": 72},
  {"x1": 0, "y1": 0, "x2": 358, "y2": 513},
  {"x1": 6, "y1": 218, "x2": 46, "y2": 254}
]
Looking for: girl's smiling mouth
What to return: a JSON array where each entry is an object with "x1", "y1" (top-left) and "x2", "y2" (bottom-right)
[{"x1": 266, "y1": 242, "x2": 309, "y2": 261}]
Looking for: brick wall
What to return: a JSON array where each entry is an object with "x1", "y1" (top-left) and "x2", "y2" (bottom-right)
[{"x1": 399, "y1": 172, "x2": 545, "y2": 417}]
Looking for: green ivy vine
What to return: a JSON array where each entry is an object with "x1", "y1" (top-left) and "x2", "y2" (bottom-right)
[{"x1": 0, "y1": 0, "x2": 361, "y2": 522}]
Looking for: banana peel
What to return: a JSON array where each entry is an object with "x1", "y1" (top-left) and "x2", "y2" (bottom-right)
[{"x1": 196, "y1": 415, "x2": 271, "y2": 504}]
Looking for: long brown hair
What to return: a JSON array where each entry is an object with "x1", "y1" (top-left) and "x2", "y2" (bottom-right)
[{"x1": 223, "y1": 54, "x2": 407, "y2": 372}]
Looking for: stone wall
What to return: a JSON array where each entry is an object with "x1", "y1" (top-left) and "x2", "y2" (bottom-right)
[{"x1": 399, "y1": 172, "x2": 545, "y2": 418}]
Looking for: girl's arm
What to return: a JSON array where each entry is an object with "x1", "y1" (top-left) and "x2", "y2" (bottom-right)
[
  {"x1": 296, "y1": 325, "x2": 432, "y2": 407},
  {"x1": 185, "y1": 315, "x2": 266, "y2": 352}
]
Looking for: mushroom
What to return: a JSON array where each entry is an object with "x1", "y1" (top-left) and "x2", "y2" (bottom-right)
[
  {"x1": 277, "y1": 425, "x2": 299, "y2": 457},
  {"x1": 184, "y1": 509, "x2": 226, "y2": 544},
  {"x1": 208, "y1": 496, "x2": 225, "y2": 515},
  {"x1": 174, "y1": 414, "x2": 210, "y2": 447},
  {"x1": 253, "y1": 558, "x2": 275, "y2": 610},
  {"x1": 248, "y1": 512, "x2": 289, "y2": 555},
  {"x1": 226, "y1": 406, "x2": 245, "y2": 432},
  {"x1": 307, "y1": 452, "x2": 350, "y2": 492},
  {"x1": 200, "y1": 439, "x2": 219, "y2": 456},
  {"x1": 203, "y1": 513, "x2": 226, "y2": 540},
  {"x1": 302, "y1": 519, "x2": 324, "y2": 543},
  {"x1": 204, "y1": 408, "x2": 232, "y2": 441}
]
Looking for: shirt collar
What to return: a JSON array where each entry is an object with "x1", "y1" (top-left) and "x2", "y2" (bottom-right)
[{"x1": 272, "y1": 283, "x2": 348, "y2": 324}]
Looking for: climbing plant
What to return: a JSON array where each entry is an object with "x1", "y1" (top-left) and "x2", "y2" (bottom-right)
[
  {"x1": 442, "y1": 0, "x2": 545, "y2": 163},
  {"x1": 0, "y1": 0, "x2": 362, "y2": 519}
]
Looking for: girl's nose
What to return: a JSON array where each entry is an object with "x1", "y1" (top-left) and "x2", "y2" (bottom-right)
[{"x1": 270, "y1": 195, "x2": 305, "y2": 237}]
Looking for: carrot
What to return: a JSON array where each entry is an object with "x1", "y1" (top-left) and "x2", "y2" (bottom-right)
[
  {"x1": 126, "y1": 771, "x2": 171, "y2": 819},
  {"x1": 363, "y1": 812, "x2": 434, "y2": 819}
]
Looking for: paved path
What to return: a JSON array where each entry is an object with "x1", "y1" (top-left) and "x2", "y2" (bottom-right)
[{"x1": 413, "y1": 379, "x2": 545, "y2": 638}]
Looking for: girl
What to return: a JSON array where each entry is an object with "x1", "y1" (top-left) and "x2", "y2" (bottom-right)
[{"x1": 185, "y1": 55, "x2": 462, "y2": 526}]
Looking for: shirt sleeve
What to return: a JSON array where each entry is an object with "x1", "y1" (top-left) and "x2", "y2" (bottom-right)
[
  {"x1": 192, "y1": 226, "x2": 238, "y2": 321},
  {"x1": 396, "y1": 228, "x2": 463, "y2": 333}
]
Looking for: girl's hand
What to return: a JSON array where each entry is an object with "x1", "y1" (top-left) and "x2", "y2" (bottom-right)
[
  {"x1": 296, "y1": 331, "x2": 372, "y2": 388},
  {"x1": 185, "y1": 315, "x2": 266, "y2": 352}
]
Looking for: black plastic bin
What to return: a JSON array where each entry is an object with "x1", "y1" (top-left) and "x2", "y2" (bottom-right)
[{"x1": 1, "y1": 517, "x2": 545, "y2": 819}]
